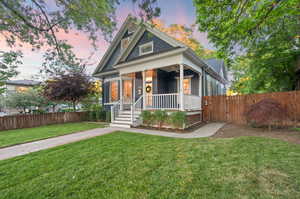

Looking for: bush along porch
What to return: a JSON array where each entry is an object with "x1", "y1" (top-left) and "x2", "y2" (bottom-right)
[{"x1": 140, "y1": 110, "x2": 201, "y2": 130}]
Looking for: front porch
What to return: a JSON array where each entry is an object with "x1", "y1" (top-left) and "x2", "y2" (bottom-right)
[{"x1": 118, "y1": 64, "x2": 202, "y2": 112}]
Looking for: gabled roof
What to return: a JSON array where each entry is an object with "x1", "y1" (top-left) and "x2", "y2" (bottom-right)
[
  {"x1": 93, "y1": 15, "x2": 135, "y2": 76},
  {"x1": 116, "y1": 21, "x2": 187, "y2": 64},
  {"x1": 5, "y1": 80, "x2": 41, "y2": 86},
  {"x1": 93, "y1": 15, "x2": 227, "y2": 83},
  {"x1": 204, "y1": 58, "x2": 228, "y2": 80}
]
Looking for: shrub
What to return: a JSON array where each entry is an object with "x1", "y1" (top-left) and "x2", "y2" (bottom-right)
[
  {"x1": 170, "y1": 111, "x2": 187, "y2": 129},
  {"x1": 245, "y1": 98, "x2": 288, "y2": 129},
  {"x1": 153, "y1": 110, "x2": 168, "y2": 128},
  {"x1": 86, "y1": 104, "x2": 107, "y2": 122},
  {"x1": 105, "y1": 111, "x2": 111, "y2": 122},
  {"x1": 141, "y1": 110, "x2": 153, "y2": 126}
]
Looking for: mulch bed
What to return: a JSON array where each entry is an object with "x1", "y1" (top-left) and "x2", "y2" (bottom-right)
[
  {"x1": 134, "y1": 122, "x2": 205, "y2": 134},
  {"x1": 214, "y1": 123, "x2": 300, "y2": 144}
]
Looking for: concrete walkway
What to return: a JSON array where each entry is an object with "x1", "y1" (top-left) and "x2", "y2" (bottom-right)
[{"x1": 0, "y1": 122, "x2": 225, "y2": 161}]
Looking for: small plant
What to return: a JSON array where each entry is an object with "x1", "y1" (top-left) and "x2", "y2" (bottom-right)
[
  {"x1": 141, "y1": 110, "x2": 153, "y2": 126},
  {"x1": 153, "y1": 110, "x2": 168, "y2": 128},
  {"x1": 170, "y1": 111, "x2": 187, "y2": 129}
]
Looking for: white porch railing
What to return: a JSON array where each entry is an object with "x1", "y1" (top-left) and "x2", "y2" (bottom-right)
[
  {"x1": 145, "y1": 93, "x2": 179, "y2": 109},
  {"x1": 131, "y1": 96, "x2": 143, "y2": 125},
  {"x1": 183, "y1": 94, "x2": 202, "y2": 110}
]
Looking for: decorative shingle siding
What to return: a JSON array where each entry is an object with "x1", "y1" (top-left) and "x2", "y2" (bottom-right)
[
  {"x1": 102, "y1": 43, "x2": 121, "y2": 73},
  {"x1": 126, "y1": 31, "x2": 174, "y2": 61}
]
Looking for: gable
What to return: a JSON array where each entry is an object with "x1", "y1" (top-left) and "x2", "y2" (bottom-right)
[
  {"x1": 93, "y1": 16, "x2": 137, "y2": 76},
  {"x1": 125, "y1": 31, "x2": 175, "y2": 62},
  {"x1": 101, "y1": 43, "x2": 122, "y2": 73}
]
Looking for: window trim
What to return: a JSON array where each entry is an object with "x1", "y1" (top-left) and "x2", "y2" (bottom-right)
[{"x1": 139, "y1": 41, "x2": 154, "y2": 56}]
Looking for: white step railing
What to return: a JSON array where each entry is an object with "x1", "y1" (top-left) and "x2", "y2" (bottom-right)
[
  {"x1": 131, "y1": 96, "x2": 143, "y2": 125},
  {"x1": 183, "y1": 94, "x2": 202, "y2": 110},
  {"x1": 145, "y1": 93, "x2": 179, "y2": 109},
  {"x1": 110, "y1": 101, "x2": 120, "y2": 123}
]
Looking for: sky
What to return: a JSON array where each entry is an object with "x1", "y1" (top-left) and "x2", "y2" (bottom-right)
[{"x1": 1, "y1": 0, "x2": 214, "y2": 80}]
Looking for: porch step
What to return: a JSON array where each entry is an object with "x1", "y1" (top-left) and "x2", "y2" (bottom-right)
[
  {"x1": 112, "y1": 120, "x2": 133, "y2": 125},
  {"x1": 110, "y1": 123, "x2": 131, "y2": 128}
]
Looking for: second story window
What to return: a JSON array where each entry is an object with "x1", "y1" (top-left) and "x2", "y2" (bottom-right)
[
  {"x1": 139, "y1": 41, "x2": 153, "y2": 56},
  {"x1": 121, "y1": 36, "x2": 131, "y2": 51}
]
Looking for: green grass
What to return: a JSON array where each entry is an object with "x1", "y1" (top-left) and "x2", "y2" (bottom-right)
[
  {"x1": 0, "y1": 122, "x2": 104, "y2": 148},
  {"x1": 292, "y1": 128, "x2": 300, "y2": 131},
  {"x1": 0, "y1": 132, "x2": 299, "y2": 199}
]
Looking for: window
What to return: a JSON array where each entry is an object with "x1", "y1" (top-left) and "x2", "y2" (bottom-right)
[
  {"x1": 110, "y1": 81, "x2": 118, "y2": 102},
  {"x1": 127, "y1": 22, "x2": 137, "y2": 34},
  {"x1": 183, "y1": 78, "x2": 191, "y2": 94},
  {"x1": 139, "y1": 42, "x2": 153, "y2": 55},
  {"x1": 121, "y1": 36, "x2": 131, "y2": 51},
  {"x1": 177, "y1": 77, "x2": 192, "y2": 95}
]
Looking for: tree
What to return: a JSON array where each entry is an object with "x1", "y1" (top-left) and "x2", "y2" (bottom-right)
[
  {"x1": 0, "y1": 95, "x2": 5, "y2": 112},
  {"x1": 5, "y1": 88, "x2": 49, "y2": 113},
  {"x1": 0, "y1": 0, "x2": 160, "y2": 76},
  {"x1": 43, "y1": 73, "x2": 92, "y2": 111},
  {"x1": 194, "y1": 0, "x2": 299, "y2": 93},
  {"x1": 0, "y1": 51, "x2": 22, "y2": 94},
  {"x1": 152, "y1": 19, "x2": 216, "y2": 58}
]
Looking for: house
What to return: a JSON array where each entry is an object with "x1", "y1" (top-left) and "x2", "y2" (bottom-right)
[
  {"x1": 93, "y1": 16, "x2": 227, "y2": 128},
  {"x1": 1, "y1": 80, "x2": 41, "y2": 115},
  {"x1": 3, "y1": 80, "x2": 41, "y2": 95}
]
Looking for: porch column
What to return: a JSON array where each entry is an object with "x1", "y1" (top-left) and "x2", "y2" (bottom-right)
[
  {"x1": 120, "y1": 76, "x2": 123, "y2": 111},
  {"x1": 179, "y1": 64, "x2": 184, "y2": 111},
  {"x1": 199, "y1": 72, "x2": 202, "y2": 110},
  {"x1": 142, "y1": 70, "x2": 146, "y2": 109}
]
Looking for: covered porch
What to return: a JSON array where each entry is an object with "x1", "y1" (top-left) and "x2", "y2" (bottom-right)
[{"x1": 119, "y1": 64, "x2": 202, "y2": 111}]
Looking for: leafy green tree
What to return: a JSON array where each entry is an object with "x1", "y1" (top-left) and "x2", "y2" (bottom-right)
[
  {"x1": 5, "y1": 88, "x2": 49, "y2": 113},
  {"x1": 0, "y1": 95, "x2": 5, "y2": 112},
  {"x1": 0, "y1": 0, "x2": 160, "y2": 77},
  {"x1": 0, "y1": 51, "x2": 22, "y2": 94},
  {"x1": 152, "y1": 19, "x2": 217, "y2": 58},
  {"x1": 194, "y1": 0, "x2": 299, "y2": 93}
]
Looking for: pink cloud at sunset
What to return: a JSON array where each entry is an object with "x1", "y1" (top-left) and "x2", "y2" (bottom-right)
[{"x1": 1, "y1": 0, "x2": 214, "y2": 79}]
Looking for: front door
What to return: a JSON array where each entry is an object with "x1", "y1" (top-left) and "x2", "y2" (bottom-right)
[{"x1": 123, "y1": 79, "x2": 133, "y2": 104}]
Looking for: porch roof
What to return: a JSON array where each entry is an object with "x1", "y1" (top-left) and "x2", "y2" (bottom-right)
[{"x1": 114, "y1": 47, "x2": 203, "y2": 75}]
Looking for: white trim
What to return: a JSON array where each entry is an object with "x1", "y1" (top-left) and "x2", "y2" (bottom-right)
[
  {"x1": 115, "y1": 48, "x2": 186, "y2": 69},
  {"x1": 186, "y1": 111, "x2": 201, "y2": 115},
  {"x1": 174, "y1": 75, "x2": 194, "y2": 79},
  {"x1": 117, "y1": 21, "x2": 186, "y2": 64},
  {"x1": 139, "y1": 41, "x2": 153, "y2": 56},
  {"x1": 104, "y1": 77, "x2": 120, "y2": 83},
  {"x1": 93, "y1": 15, "x2": 134, "y2": 76},
  {"x1": 115, "y1": 26, "x2": 146, "y2": 63},
  {"x1": 93, "y1": 70, "x2": 118, "y2": 77}
]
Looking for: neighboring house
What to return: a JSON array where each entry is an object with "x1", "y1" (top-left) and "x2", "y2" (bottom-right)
[
  {"x1": 93, "y1": 16, "x2": 227, "y2": 128},
  {"x1": 1, "y1": 80, "x2": 41, "y2": 115},
  {"x1": 4, "y1": 80, "x2": 41, "y2": 95}
]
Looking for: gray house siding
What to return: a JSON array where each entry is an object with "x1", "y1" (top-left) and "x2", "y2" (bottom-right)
[
  {"x1": 126, "y1": 31, "x2": 174, "y2": 62},
  {"x1": 102, "y1": 43, "x2": 121, "y2": 73}
]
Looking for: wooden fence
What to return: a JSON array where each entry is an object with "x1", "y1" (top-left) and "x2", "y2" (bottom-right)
[
  {"x1": 0, "y1": 112, "x2": 87, "y2": 131},
  {"x1": 202, "y1": 91, "x2": 300, "y2": 126}
]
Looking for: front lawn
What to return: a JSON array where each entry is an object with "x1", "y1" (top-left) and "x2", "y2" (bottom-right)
[
  {"x1": 0, "y1": 122, "x2": 104, "y2": 148},
  {"x1": 0, "y1": 132, "x2": 299, "y2": 198}
]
